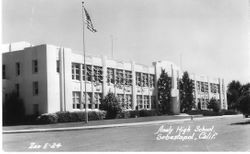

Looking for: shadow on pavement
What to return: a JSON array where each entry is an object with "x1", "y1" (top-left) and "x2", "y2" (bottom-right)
[{"x1": 230, "y1": 119, "x2": 250, "y2": 125}]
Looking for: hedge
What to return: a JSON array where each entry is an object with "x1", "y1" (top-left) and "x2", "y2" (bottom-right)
[
  {"x1": 202, "y1": 110, "x2": 223, "y2": 116},
  {"x1": 118, "y1": 109, "x2": 159, "y2": 119},
  {"x1": 36, "y1": 113, "x2": 58, "y2": 124},
  {"x1": 139, "y1": 109, "x2": 159, "y2": 117},
  {"x1": 36, "y1": 110, "x2": 106, "y2": 124},
  {"x1": 220, "y1": 109, "x2": 239, "y2": 115},
  {"x1": 187, "y1": 109, "x2": 239, "y2": 116}
]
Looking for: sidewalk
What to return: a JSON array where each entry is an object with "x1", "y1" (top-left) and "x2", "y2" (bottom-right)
[{"x1": 3, "y1": 114, "x2": 242, "y2": 134}]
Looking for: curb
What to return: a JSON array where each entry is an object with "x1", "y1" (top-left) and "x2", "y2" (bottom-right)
[{"x1": 3, "y1": 114, "x2": 242, "y2": 134}]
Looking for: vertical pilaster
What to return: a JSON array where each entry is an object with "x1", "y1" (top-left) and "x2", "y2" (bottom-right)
[
  {"x1": 131, "y1": 61, "x2": 136, "y2": 110},
  {"x1": 114, "y1": 68, "x2": 117, "y2": 95},
  {"x1": 207, "y1": 76, "x2": 211, "y2": 100},
  {"x1": 219, "y1": 78, "x2": 223, "y2": 109},
  {"x1": 102, "y1": 56, "x2": 107, "y2": 98},
  {"x1": 193, "y1": 75, "x2": 198, "y2": 107},
  {"x1": 223, "y1": 79, "x2": 228, "y2": 109},
  {"x1": 152, "y1": 62, "x2": 158, "y2": 111},
  {"x1": 91, "y1": 64, "x2": 94, "y2": 109},
  {"x1": 80, "y1": 62, "x2": 83, "y2": 110},
  {"x1": 59, "y1": 48, "x2": 65, "y2": 111}
]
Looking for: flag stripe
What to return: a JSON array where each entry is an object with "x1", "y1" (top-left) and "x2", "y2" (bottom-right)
[{"x1": 83, "y1": 7, "x2": 97, "y2": 33}]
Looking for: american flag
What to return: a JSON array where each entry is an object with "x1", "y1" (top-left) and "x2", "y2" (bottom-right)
[{"x1": 83, "y1": 4, "x2": 97, "y2": 33}]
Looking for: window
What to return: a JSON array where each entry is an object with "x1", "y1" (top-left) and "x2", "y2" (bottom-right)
[
  {"x1": 210, "y1": 83, "x2": 219, "y2": 93},
  {"x1": 141, "y1": 73, "x2": 149, "y2": 87},
  {"x1": 72, "y1": 63, "x2": 80, "y2": 80},
  {"x1": 149, "y1": 74, "x2": 155, "y2": 87},
  {"x1": 93, "y1": 66, "x2": 103, "y2": 83},
  {"x1": 125, "y1": 94, "x2": 132, "y2": 109},
  {"x1": 33, "y1": 81, "x2": 39, "y2": 96},
  {"x1": 144, "y1": 95, "x2": 149, "y2": 109},
  {"x1": 56, "y1": 60, "x2": 60, "y2": 73},
  {"x1": 16, "y1": 62, "x2": 20, "y2": 76},
  {"x1": 83, "y1": 92, "x2": 92, "y2": 109},
  {"x1": 204, "y1": 82, "x2": 208, "y2": 93},
  {"x1": 82, "y1": 64, "x2": 86, "y2": 80},
  {"x1": 87, "y1": 92, "x2": 92, "y2": 109},
  {"x1": 94, "y1": 93, "x2": 102, "y2": 109},
  {"x1": 86, "y1": 65, "x2": 92, "y2": 82},
  {"x1": 201, "y1": 99, "x2": 207, "y2": 109},
  {"x1": 125, "y1": 71, "x2": 132, "y2": 86},
  {"x1": 136, "y1": 72, "x2": 142, "y2": 86},
  {"x1": 117, "y1": 94, "x2": 124, "y2": 105},
  {"x1": 116, "y1": 69, "x2": 124, "y2": 85},
  {"x1": 197, "y1": 81, "x2": 201, "y2": 92},
  {"x1": 72, "y1": 92, "x2": 80, "y2": 109},
  {"x1": 2, "y1": 65, "x2": 6, "y2": 79},
  {"x1": 137, "y1": 95, "x2": 143, "y2": 110},
  {"x1": 32, "y1": 60, "x2": 38, "y2": 73},
  {"x1": 15, "y1": 84, "x2": 19, "y2": 97},
  {"x1": 107, "y1": 68, "x2": 114, "y2": 84}
]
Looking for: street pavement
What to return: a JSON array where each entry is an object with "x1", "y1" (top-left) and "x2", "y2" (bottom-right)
[{"x1": 2, "y1": 115, "x2": 250, "y2": 152}]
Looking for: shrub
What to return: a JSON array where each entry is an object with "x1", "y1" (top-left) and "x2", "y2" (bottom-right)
[
  {"x1": 237, "y1": 94, "x2": 250, "y2": 115},
  {"x1": 56, "y1": 110, "x2": 107, "y2": 122},
  {"x1": 202, "y1": 110, "x2": 223, "y2": 116},
  {"x1": 36, "y1": 110, "x2": 106, "y2": 124},
  {"x1": 56, "y1": 111, "x2": 72, "y2": 122},
  {"x1": 3, "y1": 92, "x2": 26, "y2": 125},
  {"x1": 88, "y1": 110, "x2": 106, "y2": 120},
  {"x1": 117, "y1": 111, "x2": 130, "y2": 119},
  {"x1": 36, "y1": 113, "x2": 58, "y2": 124},
  {"x1": 129, "y1": 110, "x2": 140, "y2": 118},
  {"x1": 118, "y1": 110, "x2": 158, "y2": 118},
  {"x1": 118, "y1": 110, "x2": 139, "y2": 119},
  {"x1": 186, "y1": 110, "x2": 204, "y2": 115},
  {"x1": 100, "y1": 92, "x2": 122, "y2": 119},
  {"x1": 139, "y1": 109, "x2": 158, "y2": 117},
  {"x1": 220, "y1": 109, "x2": 238, "y2": 115},
  {"x1": 207, "y1": 98, "x2": 220, "y2": 112}
]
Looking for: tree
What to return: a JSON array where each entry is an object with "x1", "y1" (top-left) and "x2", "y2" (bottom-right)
[
  {"x1": 157, "y1": 69, "x2": 172, "y2": 114},
  {"x1": 3, "y1": 92, "x2": 25, "y2": 125},
  {"x1": 179, "y1": 71, "x2": 194, "y2": 113},
  {"x1": 240, "y1": 83, "x2": 250, "y2": 96},
  {"x1": 99, "y1": 92, "x2": 122, "y2": 119},
  {"x1": 227, "y1": 80, "x2": 242, "y2": 110},
  {"x1": 237, "y1": 84, "x2": 250, "y2": 117},
  {"x1": 207, "y1": 98, "x2": 220, "y2": 112}
]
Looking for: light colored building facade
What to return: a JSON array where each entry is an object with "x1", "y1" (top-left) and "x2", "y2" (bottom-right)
[{"x1": 2, "y1": 42, "x2": 227, "y2": 115}]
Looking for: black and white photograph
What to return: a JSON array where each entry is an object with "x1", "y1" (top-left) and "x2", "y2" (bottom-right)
[{"x1": 1, "y1": 0, "x2": 250, "y2": 152}]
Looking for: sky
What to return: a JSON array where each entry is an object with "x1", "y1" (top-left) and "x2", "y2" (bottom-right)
[{"x1": 2, "y1": 0, "x2": 250, "y2": 85}]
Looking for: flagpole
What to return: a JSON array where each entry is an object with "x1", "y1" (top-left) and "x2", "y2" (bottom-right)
[{"x1": 82, "y1": 1, "x2": 88, "y2": 123}]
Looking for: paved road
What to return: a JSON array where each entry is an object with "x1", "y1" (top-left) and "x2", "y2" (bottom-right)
[{"x1": 3, "y1": 116, "x2": 250, "y2": 152}]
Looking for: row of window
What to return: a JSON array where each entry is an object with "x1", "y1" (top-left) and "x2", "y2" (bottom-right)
[
  {"x1": 72, "y1": 92, "x2": 102, "y2": 109},
  {"x1": 196, "y1": 81, "x2": 220, "y2": 93},
  {"x1": 117, "y1": 94, "x2": 133, "y2": 110},
  {"x1": 197, "y1": 81, "x2": 209, "y2": 93},
  {"x1": 136, "y1": 72, "x2": 155, "y2": 87},
  {"x1": 107, "y1": 68, "x2": 133, "y2": 85},
  {"x1": 72, "y1": 63, "x2": 155, "y2": 87},
  {"x1": 2, "y1": 60, "x2": 38, "y2": 79},
  {"x1": 72, "y1": 91, "x2": 156, "y2": 110},
  {"x1": 72, "y1": 63, "x2": 103, "y2": 83},
  {"x1": 210, "y1": 83, "x2": 220, "y2": 93},
  {"x1": 136, "y1": 95, "x2": 156, "y2": 110},
  {"x1": 197, "y1": 98, "x2": 209, "y2": 109}
]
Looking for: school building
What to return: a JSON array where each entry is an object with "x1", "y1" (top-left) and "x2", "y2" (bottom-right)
[{"x1": 2, "y1": 42, "x2": 227, "y2": 115}]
